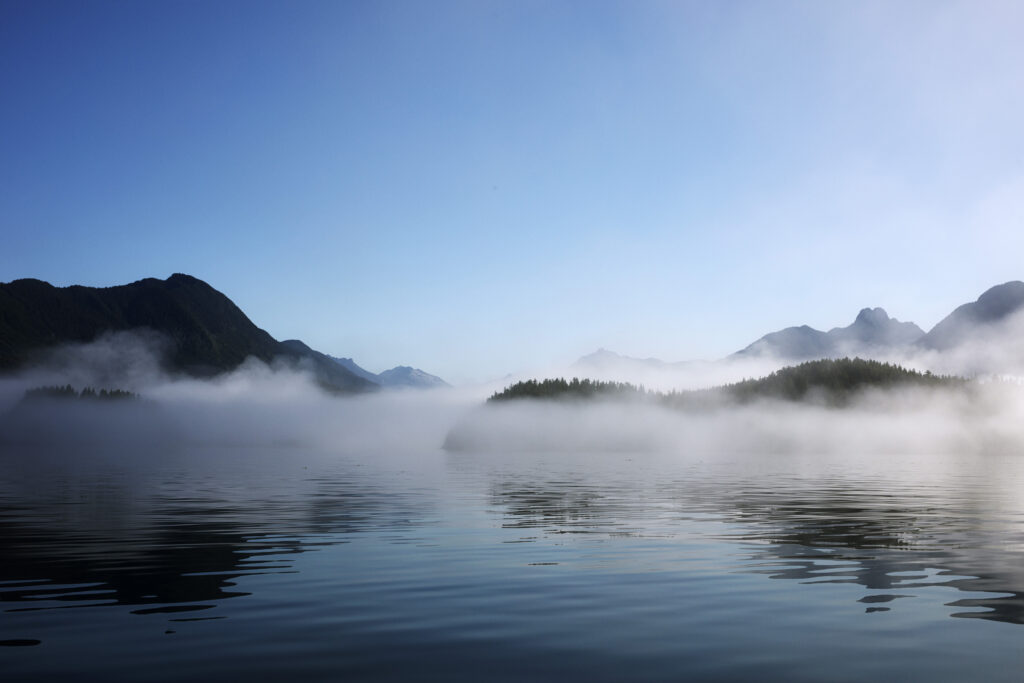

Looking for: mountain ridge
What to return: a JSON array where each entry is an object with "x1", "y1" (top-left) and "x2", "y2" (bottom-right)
[
  {"x1": 0, "y1": 274, "x2": 374, "y2": 392},
  {"x1": 329, "y1": 356, "x2": 449, "y2": 389},
  {"x1": 918, "y1": 281, "x2": 1024, "y2": 350},
  {"x1": 576, "y1": 280, "x2": 1024, "y2": 369},
  {"x1": 735, "y1": 306, "x2": 925, "y2": 360}
]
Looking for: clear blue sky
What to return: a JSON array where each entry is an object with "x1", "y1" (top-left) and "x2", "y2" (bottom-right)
[{"x1": 2, "y1": 0, "x2": 1023, "y2": 383}]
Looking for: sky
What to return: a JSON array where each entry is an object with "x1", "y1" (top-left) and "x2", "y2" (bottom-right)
[{"x1": 2, "y1": 0, "x2": 1024, "y2": 384}]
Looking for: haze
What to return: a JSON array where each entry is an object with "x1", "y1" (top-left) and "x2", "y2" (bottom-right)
[{"x1": 4, "y1": 328, "x2": 1024, "y2": 469}]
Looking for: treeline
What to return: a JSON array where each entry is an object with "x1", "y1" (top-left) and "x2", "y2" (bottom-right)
[
  {"x1": 489, "y1": 358, "x2": 964, "y2": 408},
  {"x1": 719, "y1": 357, "x2": 960, "y2": 404},
  {"x1": 489, "y1": 377, "x2": 650, "y2": 402},
  {"x1": 23, "y1": 385, "x2": 139, "y2": 401}
]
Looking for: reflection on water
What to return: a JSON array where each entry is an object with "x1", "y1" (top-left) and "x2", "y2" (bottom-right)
[
  {"x1": 3, "y1": 446, "x2": 1024, "y2": 680},
  {"x1": 714, "y1": 481, "x2": 1024, "y2": 625},
  {"x1": 481, "y1": 454, "x2": 1024, "y2": 626},
  {"x1": 0, "y1": 451, "x2": 431, "y2": 617}
]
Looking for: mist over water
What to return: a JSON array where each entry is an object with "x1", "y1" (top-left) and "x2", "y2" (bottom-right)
[{"x1": 5, "y1": 331, "x2": 1024, "y2": 680}]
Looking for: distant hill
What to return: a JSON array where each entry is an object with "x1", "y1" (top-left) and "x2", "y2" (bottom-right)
[
  {"x1": 574, "y1": 348, "x2": 670, "y2": 371},
  {"x1": 917, "y1": 281, "x2": 1024, "y2": 350},
  {"x1": 735, "y1": 308, "x2": 924, "y2": 360},
  {"x1": 569, "y1": 347, "x2": 723, "y2": 390},
  {"x1": 0, "y1": 274, "x2": 374, "y2": 393},
  {"x1": 377, "y1": 365, "x2": 449, "y2": 389},
  {"x1": 329, "y1": 356, "x2": 449, "y2": 389}
]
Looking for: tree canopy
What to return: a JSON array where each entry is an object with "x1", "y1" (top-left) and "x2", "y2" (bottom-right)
[
  {"x1": 23, "y1": 385, "x2": 139, "y2": 401},
  {"x1": 488, "y1": 358, "x2": 963, "y2": 408}
]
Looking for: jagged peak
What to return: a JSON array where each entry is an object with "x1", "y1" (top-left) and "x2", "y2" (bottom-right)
[{"x1": 853, "y1": 307, "x2": 890, "y2": 325}]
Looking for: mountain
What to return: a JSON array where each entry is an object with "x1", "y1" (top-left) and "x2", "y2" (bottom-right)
[
  {"x1": 574, "y1": 348, "x2": 669, "y2": 371},
  {"x1": 0, "y1": 274, "x2": 374, "y2": 392},
  {"x1": 277, "y1": 340, "x2": 376, "y2": 392},
  {"x1": 569, "y1": 348, "x2": 730, "y2": 391},
  {"x1": 570, "y1": 282, "x2": 1024, "y2": 378},
  {"x1": 734, "y1": 325, "x2": 832, "y2": 360},
  {"x1": 576, "y1": 309, "x2": 927, "y2": 375},
  {"x1": 917, "y1": 281, "x2": 1024, "y2": 351},
  {"x1": 735, "y1": 308, "x2": 924, "y2": 360},
  {"x1": 376, "y1": 366, "x2": 449, "y2": 389},
  {"x1": 329, "y1": 356, "x2": 449, "y2": 389},
  {"x1": 829, "y1": 307, "x2": 925, "y2": 347},
  {"x1": 329, "y1": 357, "x2": 378, "y2": 383},
  {"x1": 734, "y1": 281, "x2": 1024, "y2": 361}
]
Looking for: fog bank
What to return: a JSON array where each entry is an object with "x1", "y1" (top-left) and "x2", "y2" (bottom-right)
[
  {"x1": 445, "y1": 382, "x2": 1024, "y2": 456},
  {"x1": 5, "y1": 328, "x2": 1024, "y2": 462},
  {"x1": 0, "y1": 332, "x2": 480, "y2": 457}
]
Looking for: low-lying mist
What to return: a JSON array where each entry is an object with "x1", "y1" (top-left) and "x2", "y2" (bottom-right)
[
  {"x1": 444, "y1": 382, "x2": 1024, "y2": 455},
  {"x1": 4, "y1": 328, "x2": 1024, "y2": 464},
  {"x1": 0, "y1": 332, "x2": 479, "y2": 460}
]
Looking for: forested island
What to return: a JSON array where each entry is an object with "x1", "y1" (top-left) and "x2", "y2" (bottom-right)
[
  {"x1": 22, "y1": 385, "x2": 139, "y2": 402},
  {"x1": 445, "y1": 359, "x2": 971, "y2": 453},
  {"x1": 489, "y1": 358, "x2": 963, "y2": 408}
]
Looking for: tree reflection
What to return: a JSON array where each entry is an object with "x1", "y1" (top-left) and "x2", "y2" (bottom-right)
[{"x1": 486, "y1": 471, "x2": 1024, "y2": 626}]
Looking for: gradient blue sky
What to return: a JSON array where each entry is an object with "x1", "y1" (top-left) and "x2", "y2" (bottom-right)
[{"x1": 2, "y1": 0, "x2": 1023, "y2": 383}]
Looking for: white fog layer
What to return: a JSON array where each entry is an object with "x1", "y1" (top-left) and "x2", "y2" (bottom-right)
[{"x1": 3, "y1": 328, "x2": 1024, "y2": 460}]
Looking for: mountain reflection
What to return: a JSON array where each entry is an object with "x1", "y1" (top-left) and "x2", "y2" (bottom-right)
[
  {"x1": 0, "y1": 465, "x2": 428, "y2": 616},
  {"x1": 485, "y1": 467, "x2": 1024, "y2": 626},
  {"x1": 715, "y1": 483, "x2": 1024, "y2": 625}
]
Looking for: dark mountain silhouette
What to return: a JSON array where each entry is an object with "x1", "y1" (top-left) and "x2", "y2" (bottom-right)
[
  {"x1": 917, "y1": 281, "x2": 1024, "y2": 350},
  {"x1": 276, "y1": 340, "x2": 376, "y2": 392},
  {"x1": 330, "y1": 356, "x2": 380, "y2": 383},
  {"x1": 0, "y1": 274, "x2": 374, "y2": 392}
]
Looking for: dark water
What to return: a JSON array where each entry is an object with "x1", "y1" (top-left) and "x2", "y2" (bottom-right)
[{"x1": 3, "y1": 445, "x2": 1024, "y2": 681}]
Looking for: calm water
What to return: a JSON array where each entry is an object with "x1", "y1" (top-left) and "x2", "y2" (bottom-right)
[{"x1": 3, "y1": 443, "x2": 1024, "y2": 681}]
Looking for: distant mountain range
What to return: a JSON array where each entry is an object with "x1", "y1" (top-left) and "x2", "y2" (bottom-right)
[
  {"x1": 578, "y1": 281, "x2": 1024, "y2": 370},
  {"x1": 734, "y1": 307, "x2": 925, "y2": 360},
  {"x1": 329, "y1": 356, "x2": 449, "y2": 389},
  {"x1": 573, "y1": 348, "x2": 707, "y2": 374},
  {"x1": 0, "y1": 274, "x2": 447, "y2": 392},
  {"x1": 736, "y1": 281, "x2": 1024, "y2": 360}
]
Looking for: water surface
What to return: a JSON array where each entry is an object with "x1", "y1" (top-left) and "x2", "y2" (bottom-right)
[{"x1": 3, "y1": 444, "x2": 1024, "y2": 681}]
